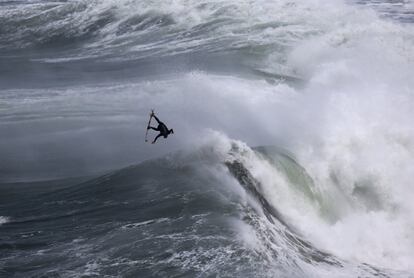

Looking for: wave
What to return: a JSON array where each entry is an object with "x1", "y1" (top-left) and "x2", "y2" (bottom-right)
[
  {"x1": 1, "y1": 134, "x2": 412, "y2": 277},
  {"x1": 1, "y1": 0, "x2": 412, "y2": 98},
  {"x1": 4, "y1": 0, "x2": 406, "y2": 63}
]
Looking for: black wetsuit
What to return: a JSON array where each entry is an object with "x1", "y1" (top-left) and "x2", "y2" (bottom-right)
[{"x1": 149, "y1": 115, "x2": 171, "y2": 143}]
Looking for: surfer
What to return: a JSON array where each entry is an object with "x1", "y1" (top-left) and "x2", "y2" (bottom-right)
[{"x1": 147, "y1": 111, "x2": 174, "y2": 144}]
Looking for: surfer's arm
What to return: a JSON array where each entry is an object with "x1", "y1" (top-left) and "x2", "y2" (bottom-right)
[
  {"x1": 152, "y1": 115, "x2": 161, "y2": 124},
  {"x1": 148, "y1": 126, "x2": 159, "y2": 131}
]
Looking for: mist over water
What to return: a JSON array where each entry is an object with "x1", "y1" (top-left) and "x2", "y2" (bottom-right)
[{"x1": 1, "y1": 0, "x2": 414, "y2": 277}]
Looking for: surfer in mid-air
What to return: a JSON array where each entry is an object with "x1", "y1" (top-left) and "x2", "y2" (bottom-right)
[{"x1": 146, "y1": 111, "x2": 174, "y2": 144}]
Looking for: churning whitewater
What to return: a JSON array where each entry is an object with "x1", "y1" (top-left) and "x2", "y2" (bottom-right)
[{"x1": 1, "y1": 0, "x2": 414, "y2": 277}]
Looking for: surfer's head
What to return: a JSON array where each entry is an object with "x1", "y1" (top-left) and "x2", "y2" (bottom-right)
[{"x1": 163, "y1": 129, "x2": 174, "y2": 138}]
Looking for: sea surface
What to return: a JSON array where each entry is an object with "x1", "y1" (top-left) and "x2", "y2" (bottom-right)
[{"x1": 1, "y1": 0, "x2": 414, "y2": 277}]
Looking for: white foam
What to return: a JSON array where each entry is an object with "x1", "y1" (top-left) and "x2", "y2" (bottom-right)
[
  {"x1": 0, "y1": 216, "x2": 10, "y2": 225},
  {"x1": 256, "y1": 2, "x2": 414, "y2": 272},
  {"x1": 164, "y1": 3, "x2": 414, "y2": 272}
]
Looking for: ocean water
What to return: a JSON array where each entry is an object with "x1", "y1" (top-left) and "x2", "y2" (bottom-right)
[{"x1": 1, "y1": 0, "x2": 414, "y2": 277}]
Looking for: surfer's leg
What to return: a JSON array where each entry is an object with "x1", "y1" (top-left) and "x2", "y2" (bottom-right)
[{"x1": 152, "y1": 134, "x2": 162, "y2": 144}]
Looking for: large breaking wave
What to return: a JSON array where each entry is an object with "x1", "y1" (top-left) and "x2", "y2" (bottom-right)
[{"x1": 2, "y1": 134, "x2": 411, "y2": 277}]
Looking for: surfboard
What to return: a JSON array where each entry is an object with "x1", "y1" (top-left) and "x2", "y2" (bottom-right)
[{"x1": 145, "y1": 109, "x2": 154, "y2": 142}]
